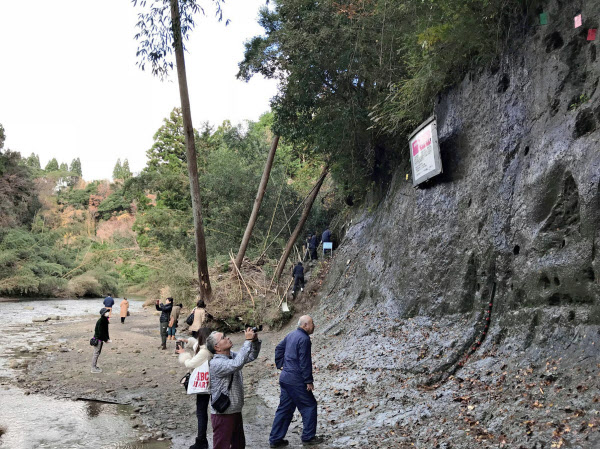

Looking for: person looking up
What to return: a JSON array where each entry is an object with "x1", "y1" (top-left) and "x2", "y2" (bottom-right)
[
  {"x1": 206, "y1": 328, "x2": 261, "y2": 449},
  {"x1": 91, "y1": 308, "x2": 111, "y2": 373},
  {"x1": 155, "y1": 297, "x2": 173, "y2": 350},
  {"x1": 177, "y1": 328, "x2": 213, "y2": 449}
]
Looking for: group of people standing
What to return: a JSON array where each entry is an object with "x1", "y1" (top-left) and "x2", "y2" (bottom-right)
[{"x1": 91, "y1": 295, "x2": 323, "y2": 449}]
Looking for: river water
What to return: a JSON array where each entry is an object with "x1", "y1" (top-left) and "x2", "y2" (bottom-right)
[{"x1": 0, "y1": 297, "x2": 169, "y2": 449}]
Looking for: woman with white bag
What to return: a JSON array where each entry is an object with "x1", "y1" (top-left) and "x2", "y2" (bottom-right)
[{"x1": 177, "y1": 327, "x2": 213, "y2": 449}]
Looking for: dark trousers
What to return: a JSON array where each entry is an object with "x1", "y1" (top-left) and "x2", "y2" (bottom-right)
[
  {"x1": 120, "y1": 317, "x2": 125, "y2": 323},
  {"x1": 159, "y1": 321, "x2": 168, "y2": 346},
  {"x1": 310, "y1": 247, "x2": 317, "y2": 260},
  {"x1": 269, "y1": 382, "x2": 317, "y2": 444},
  {"x1": 293, "y1": 275, "x2": 304, "y2": 292},
  {"x1": 211, "y1": 412, "x2": 245, "y2": 449},
  {"x1": 195, "y1": 394, "x2": 210, "y2": 448}
]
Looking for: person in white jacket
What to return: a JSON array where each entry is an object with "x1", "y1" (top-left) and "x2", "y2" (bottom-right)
[{"x1": 177, "y1": 328, "x2": 213, "y2": 449}]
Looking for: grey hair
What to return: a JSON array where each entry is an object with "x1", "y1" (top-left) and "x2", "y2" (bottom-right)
[
  {"x1": 297, "y1": 315, "x2": 312, "y2": 328},
  {"x1": 206, "y1": 331, "x2": 220, "y2": 354}
]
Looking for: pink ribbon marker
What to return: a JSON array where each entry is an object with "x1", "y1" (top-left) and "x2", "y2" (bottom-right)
[
  {"x1": 574, "y1": 14, "x2": 582, "y2": 28},
  {"x1": 588, "y1": 29, "x2": 597, "y2": 41}
]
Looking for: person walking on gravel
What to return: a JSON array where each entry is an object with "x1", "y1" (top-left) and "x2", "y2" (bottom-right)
[
  {"x1": 91, "y1": 308, "x2": 111, "y2": 373},
  {"x1": 155, "y1": 297, "x2": 173, "y2": 350},
  {"x1": 269, "y1": 315, "x2": 323, "y2": 447},
  {"x1": 103, "y1": 294, "x2": 114, "y2": 318}
]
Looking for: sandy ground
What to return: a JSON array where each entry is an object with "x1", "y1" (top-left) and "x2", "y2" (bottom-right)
[{"x1": 9, "y1": 307, "x2": 320, "y2": 448}]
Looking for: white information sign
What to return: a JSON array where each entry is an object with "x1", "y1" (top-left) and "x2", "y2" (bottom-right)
[{"x1": 408, "y1": 116, "x2": 442, "y2": 186}]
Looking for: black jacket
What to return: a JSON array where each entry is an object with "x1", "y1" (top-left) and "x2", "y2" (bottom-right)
[
  {"x1": 309, "y1": 235, "x2": 319, "y2": 249},
  {"x1": 322, "y1": 229, "x2": 331, "y2": 243},
  {"x1": 292, "y1": 264, "x2": 304, "y2": 277},
  {"x1": 156, "y1": 302, "x2": 173, "y2": 323},
  {"x1": 94, "y1": 316, "x2": 110, "y2": 342}
]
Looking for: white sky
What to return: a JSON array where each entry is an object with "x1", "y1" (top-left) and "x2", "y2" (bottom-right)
[{"x1": 0, "y1": 0, "x2": 277, "y2": 181}]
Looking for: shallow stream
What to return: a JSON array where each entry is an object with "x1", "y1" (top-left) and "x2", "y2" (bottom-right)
[{"x1": 0, "y1": 297, "x2": 169, "y2": 449}]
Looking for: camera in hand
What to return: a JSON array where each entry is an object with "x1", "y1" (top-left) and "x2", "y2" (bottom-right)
[
  {"x1": 246, "y1": 324, "x2": 263, "y2": 333},
  {"x1": 176, "y1": 341, "x2": 185, "y2": 350}
]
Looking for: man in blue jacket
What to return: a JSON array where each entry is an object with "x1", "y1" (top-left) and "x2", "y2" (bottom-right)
[
  {"x1": 103, "y1": 294, "x2": 114, "y2": 318},
  {"x1": 269, "y1": 315, "x2": 323, "y2": 447}
]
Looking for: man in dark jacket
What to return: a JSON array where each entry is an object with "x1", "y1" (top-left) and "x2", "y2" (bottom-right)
[
  {"x1": 91, "y1": 308, "x2": 111, "y2": 373},
  {"x1": 291, "y1": 262, "x2": 304, "y2": 294},
  {"x1": 103, "y1": 294, "x2": 114, "y2": 317},
  {"x1": 155, "y1": 297, "x2": 173, "y2": 350},
  {"x1": 269, "y1": 315, "x2": 323, "y2": 447},
  {"x1": 308, "y1": 233, "x2": 319, "y2": 261}
]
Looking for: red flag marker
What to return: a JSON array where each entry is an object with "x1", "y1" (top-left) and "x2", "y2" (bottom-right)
[
  {"x1": 574, "y1": 14, "x2": 582, "y2": 28},
  {"x1": 588, "y1": 29, "x2": 597, "y2": 41}
]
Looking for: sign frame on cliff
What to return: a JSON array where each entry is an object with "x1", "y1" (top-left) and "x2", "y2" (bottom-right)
[{"x1": 408, "y1": 116, "x2": 442, "y2": 186}]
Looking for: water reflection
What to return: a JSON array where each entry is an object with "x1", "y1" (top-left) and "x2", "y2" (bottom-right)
[{"x1": 0, "y1": 387, "x2": 170, "y2": 449}]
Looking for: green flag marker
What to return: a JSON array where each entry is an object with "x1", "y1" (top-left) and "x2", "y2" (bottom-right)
[{"x1": 540, "y1": 12, "x2": 548, "y2": 25}]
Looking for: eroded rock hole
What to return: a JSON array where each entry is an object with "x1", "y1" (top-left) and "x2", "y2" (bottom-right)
[
  {"x1": 513, "y1": 245, "x2": 520, "y2": 255},
  {"x1": 568, "y1": 310, "x2": 576, "y2": 321},
  {"x1": 539, "y1": 275, "x2": 551, "y2": 289},
  {"x1": 573, "y1": 109, "x2": 597, "y2": 139},
  {"x1": 541, "y1": 173, "x2": 581, "y2": 234},
  {"x1": 554, "y1": 277, "x2": 560, "y2": 286},
  {"x1": 524, "y1": 146, "x2": 530, "y2": 156},
  {"x1": 497, "y1": 74, "x2": 510, "y2": 93},
  {"x1": 550, "y1": 99, "x2": 560, "y2": 117},
  {"x1": 545, "y1": 31, "x2": 564, "y2": 53},
  {"x1": 467, "y1": 198, "x2": 472, "y2": 208},
  {"x1": 561, "y1": 239, "x2": 566, "y2": 248},
  {"x1": 583, "y1": 266, "x2": 595, "y2": 281},
  {"x1": 548, "y1": 293, "x2": 574, "y2": 306}
]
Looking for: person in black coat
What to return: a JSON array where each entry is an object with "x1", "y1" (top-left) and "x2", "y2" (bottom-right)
[
  {"x1": 292, "y1": 262, "x2": 305, "y2": 294},
  {"x1": 91, "y1": 307, "x2": 111, "y2": 373},
  {"x1": 156, "y1": 297, "x2": 173, "y2": 350},
  {"x1": 309, "y1": 233, "x2": 319, "y2": 260}
]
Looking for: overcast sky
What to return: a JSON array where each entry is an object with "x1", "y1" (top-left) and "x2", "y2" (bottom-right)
[{"x1": 0, "y1": 0, "x2": 277, "y2": 181}]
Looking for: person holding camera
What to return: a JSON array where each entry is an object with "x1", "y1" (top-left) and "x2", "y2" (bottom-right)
[
  {"x1": 155, "y1": 297, "x2": 173, "y2": 350},
  {"x1": 177, "y1": 328, "x2": 213, "y2": 449},
  {"x1": 269, "y1": 315, "x2": 323, "y2": 447},
  {"x1": 206, "y1": 328, "x2": 261, "y2": 449}
]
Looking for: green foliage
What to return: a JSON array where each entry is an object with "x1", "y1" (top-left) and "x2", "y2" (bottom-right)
[
  {"x1": 45, "y1": 158, "x2": 59, "y2": 171},
  {"x1": 70, "y1": 158, "x2": 82, "y2": 177},
  {"x1": 0, "y1": 150, "x2": 39, "y2": 228},
  {"x1": 26, "y1": 153, "x2": 41, "y2": 170},
  {"x1": 97, "y1": 191, "x2": 133, "y2": 219},
  {"x1": 240, "y1": 0, "x2": 536, "y2": 196},
  {"x1": 569, "y1": 93, "x2": 590, "y2": 110},
  {"x1": 59, "y1": 162, "x2": 68, "y2": 171},
  {"x1": 113, "y1": 158, "x2": 133, "y2": 180},
  {"x1": 132, "y1": 0, "x2": 227, "y2": 78},
  {"x1": 0, "y1": 123, "x2": 5, "y2": 149}
]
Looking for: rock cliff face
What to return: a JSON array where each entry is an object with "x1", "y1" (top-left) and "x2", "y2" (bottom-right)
[
  {"x1": 324, "y1": 0, "x2": 600, "y2": 335},
  {"x1": 298, "y1": 2, "x2": 600, "y2": 447}
]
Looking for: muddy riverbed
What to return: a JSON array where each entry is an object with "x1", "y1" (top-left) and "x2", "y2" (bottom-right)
[{"x1": 3, "y1": 296, "x2": 600, "y2": 448}]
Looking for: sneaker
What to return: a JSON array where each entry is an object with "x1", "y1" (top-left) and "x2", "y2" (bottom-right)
[
  {"x1": 301, "y1": 288, "x2": 304, "y2": 292},
  {"x1": 91, "y1": 367, "x2": 102, "y2": 373},
  {"x1": 291, "y1": 291, "x2": 295, "y2": 295},
  {"x1": 302, "y1": 436, "x2": 324, "y2": 446},
  {"x1": 270, "y1": 440, "x2": 289, "y2": 448}
]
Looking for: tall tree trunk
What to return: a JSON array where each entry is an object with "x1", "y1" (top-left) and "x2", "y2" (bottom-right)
[
  {"x1": 170, "y1": 0, "x2": 212, "y2": 300},
  {"x1": 274, "y1": 165, "x2": 329, "y2": 282},
  {"x1": 235, "y1": 135, "x2": 279, "y2": 271}
]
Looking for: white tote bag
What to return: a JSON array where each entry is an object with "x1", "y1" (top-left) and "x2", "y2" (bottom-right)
[{"x1": 187, "y1": 360, "x2": 210, "y2": 394}]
